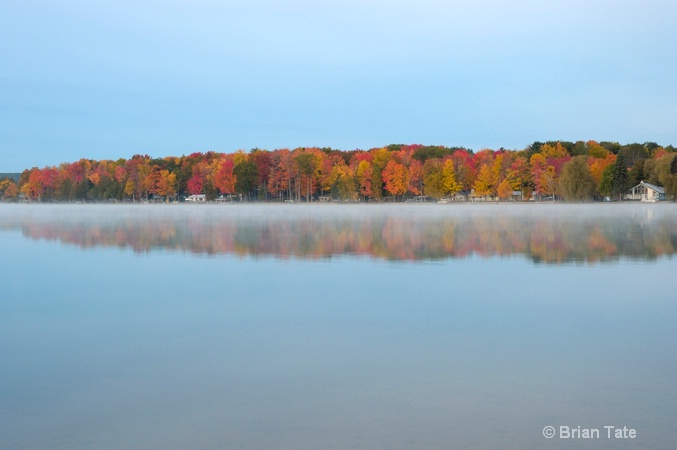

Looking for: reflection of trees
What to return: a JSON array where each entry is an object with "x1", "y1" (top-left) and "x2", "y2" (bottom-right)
[{"x1": 2, "y1": 212, "x2": 676, "y2": 263}]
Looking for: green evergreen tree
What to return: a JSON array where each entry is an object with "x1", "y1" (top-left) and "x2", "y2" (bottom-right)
[
  {"x1": 611, "y1": 152, "x2": 629, "y2": 200},
  {"x1": 629, "y1": 159, "x2": 645, "y2": 187},
  {"x1": 667, "y1": 155, "x2": 677, "y2": 201}
]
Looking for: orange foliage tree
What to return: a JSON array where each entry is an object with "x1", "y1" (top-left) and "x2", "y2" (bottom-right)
[{"x1": 382, "y1": 160, "x2": 408, "y2": 199}]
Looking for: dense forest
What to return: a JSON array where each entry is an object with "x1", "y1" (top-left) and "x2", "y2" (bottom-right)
[{"x1": 2, "y1": 141, "x2": 676, "y2": 203}]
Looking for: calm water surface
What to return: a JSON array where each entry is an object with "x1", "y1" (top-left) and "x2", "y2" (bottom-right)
[{"x1": 1, "y1": 204, "x2": 675, "y2": 449}]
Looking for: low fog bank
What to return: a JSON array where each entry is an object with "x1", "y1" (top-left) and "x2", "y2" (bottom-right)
[
  {"x1": 1, "y1": 202, "x2": 675, "y2": 225},
  {"x1": 1, "y1": 203, "x2": 676, "y2": 263}
]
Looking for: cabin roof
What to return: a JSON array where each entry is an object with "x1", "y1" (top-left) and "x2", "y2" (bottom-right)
[{"x1": 637, "y1": 181, "x2": 665, "y2": 194}]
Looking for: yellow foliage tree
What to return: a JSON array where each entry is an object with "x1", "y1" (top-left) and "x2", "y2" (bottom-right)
[
  {"x1": 233, "y1": 150, "x2": 248, "y2": 165},
  {"x1": 423, "y1": 160, "x2": 444, "y2": 199},
  {"x1": 473, "y1": 164, "x2": 495, "y2": 198},
  {"x1": 540, "y1": 142, "x2": 569, "y2": 159},
  {"x1": 441, "y1": 159, "x2": 460, "y2": 196},
  {"x1": 497, "y1": 179, "x2": 513, "y2": 201},
  {"x1": 355, "y1": 160, "x2": 373, "y2": 199},
  {"x1": 330, "y1": 162, "x2": 357, "y2": 200},
  {"x1": 0, "y1": 179, "x2": 19, "y2": 200},
  {"x1": 156, "y1": 169, "x2": 177, "y2": 201},
  {"x1": 124, "y1": 179, "x2": 136, "y2": 199},
  {"x1": 587, "y1": 140, "x2": 609, "y2": 159}
]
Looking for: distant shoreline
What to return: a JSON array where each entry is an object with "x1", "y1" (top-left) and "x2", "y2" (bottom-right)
[{"x1": 1, "y1": 200, "x2": 674, "y2": 207}]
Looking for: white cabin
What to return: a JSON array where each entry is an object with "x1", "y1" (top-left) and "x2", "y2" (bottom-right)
[
  {"x1": 185, "y1": 194, "x2": 206, "y2": 203},
  {"x1": 625, "y1": 181, "x2": 665, "y2": 202}
]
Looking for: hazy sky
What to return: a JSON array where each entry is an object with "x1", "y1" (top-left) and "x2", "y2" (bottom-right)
[{"x1": 2, "y1": 0, "x2": 676, "y2": 171}]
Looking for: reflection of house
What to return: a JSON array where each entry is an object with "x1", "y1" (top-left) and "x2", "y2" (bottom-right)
[
  {"x1": 185, "y1": 194, "x2": 206, "y2": 203},
  {"x1": 215, "y1": 194, "x2": 238, "y2": 203},
  {"x1": 452, "y1": 192, "x2": 468, "y2": 202},
  {"x1": 405, "y1": 196, "x2": 433, "y2": 203},
  {"x1": 625, "y1": 181, "x2": 665, "y2": 202},
  {"x1": 469, "y1": 189, "x2": 493, "y2": 202}
]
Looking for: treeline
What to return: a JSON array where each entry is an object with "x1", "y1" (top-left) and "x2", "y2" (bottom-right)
[{"x1": 2, "y1": 141, "x2": 677, "y2": 203}]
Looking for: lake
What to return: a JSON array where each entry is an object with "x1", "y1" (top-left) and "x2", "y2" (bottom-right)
[{"x1": 1, "y1": 203, "x2": 675, "y2": 449}]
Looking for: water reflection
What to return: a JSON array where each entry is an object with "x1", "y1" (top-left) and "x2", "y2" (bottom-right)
[{"x1": 1, "y1": 204, "x2": 676, "y2": 263}]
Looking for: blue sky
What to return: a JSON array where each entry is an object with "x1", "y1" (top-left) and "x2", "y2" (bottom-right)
[{"x1": 2, "y1": 0, "x2": 676, "y2": 171}]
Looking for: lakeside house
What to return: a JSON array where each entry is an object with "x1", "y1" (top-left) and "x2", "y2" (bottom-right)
[
  {"x1": 185, "y1": 194, "x2": 206, "y2": 203},
  {"x1": 625, "y1": 181, "x2": 665, "y2": 202}
]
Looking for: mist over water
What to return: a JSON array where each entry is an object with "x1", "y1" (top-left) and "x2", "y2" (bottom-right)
[
  {"x1": 1, "y1": 203, "x2": 676, "y2": 449},
  {"x1": 1, "y1": 203, "x2": 676, "y2": 263}
]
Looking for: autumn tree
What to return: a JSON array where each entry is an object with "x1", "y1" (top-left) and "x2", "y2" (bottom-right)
[
  {"x1": 22, "y1": 168, "x2": 53, "y2": 201},
  {"x1": 294, "y1": 151, "x2": 318, "y2": 202},
  {"x1": 213, "y1": 157, "x2": 236, "y2": 195},
  {"x1": 268, "y1": 149, "x2": 298, "y2": 201},
  {"x1": 316, "y1": 152, "x2": 335, "y2": 197},
  {"x1": 156, "y1": 169, "x2": 177, "y2": 202},
  {"x1": 540, "y1": 166, "x2": 558, "y2": 201},
  {"x1": 407, "y1": 159, "x2": 423, "y2": 195},
  {"x1": 473, "y1": 164, "x2": 495, "y2": 199},
  {"x1": 540, "y1": 142, "x2": 569, "y2": 159},
  {"x1": 370, "y1": 148, "x2": 392, "y2": 200},
  {"x1": 559, "y1": 156, "x2": 595, "y2": 201},
  {"x1": 0, "y1": 178, "x2": 19, "y2": 200},
  {"x1": 123, "y1": 155, "x2": 149, "y2": 201},
  {"x1": 648, "y1": 154, "x2": 677, "y2": 201},
  {"x1": 497, "y1": 179, "x2": 513, "y2": 201},
  {"x1": 143, "y1": 165, "x2": 164, "y2": 200},
  {"x1": 507, "y1": 155, "x2": 532, "y2": 199},
  {"x1": 531, "y1": 154, "x2": 551, "y2": 200},
  {"x1": 587, "y1": 140, "x2": 608, "y2": 159},
  {"x1": 355, "y1": 160, "x2": 373, "y2": 200},
  {"x1": 451, "y1": 149, "x2": 475, "y2": 191},
  {"x1": 186, "y1": 158, "x2": 211, "y2": 197},
  {"x1": 186, "y1": 175, "x2": 203, "y2": 196},
  {"x1": 588, "y1": 152, "x2": 616, "y2": 189},
  {"x1": 382, "y1": 160, "x2": 408, "y2": 199},
  {"x1": 123, "y1": 179, "x2": 136, "y2": 200},
  {"x1": 329, "y1": 161, "x2": 357, "y2": 201},
  {"x1": 250, "y1": 149, "x2": 273, "y2": 200},
  {"x1": 473, "y1": 149, "x2": 495, "y2": 170},
  {"x1": 441, "y1": 159, "x2": 460, "y2": 197},
  {"x1": 491, "y1": 153, "x2": 508, "y2": 189},
  {"x1": 422, "y1": 160, "x2": 444, "y2": 199}
]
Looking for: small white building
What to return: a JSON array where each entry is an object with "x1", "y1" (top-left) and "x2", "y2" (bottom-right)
[
  {"x1": 185, "y1": 194, "x2": 206, "y2": 203},
  {"x1": 625, "y1": 181, "x2": 665, "y2": 202}
]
